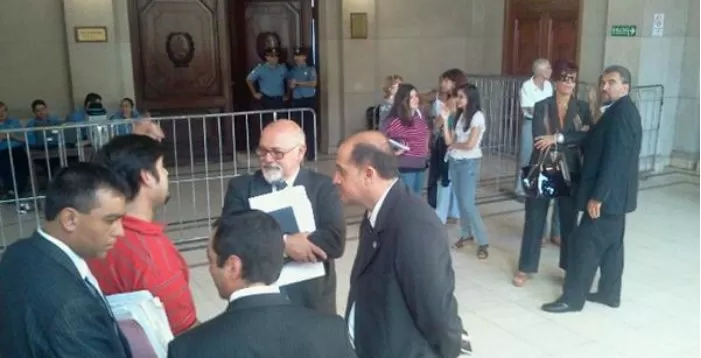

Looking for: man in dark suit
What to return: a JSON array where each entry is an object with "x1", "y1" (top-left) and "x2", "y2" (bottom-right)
[
  {"x1": 0, "y1": 163, "x2": 132, "y2": 357},
  {"x1": 542, "y1": 65, "x2": 643, "y2": 313},
  {"x1": 167, "y1": 210, "x2": 356, "y2": 358},
  {"x1": 333, "y1": 131, "x2": 465, "y2": 358},
  {"x1": 221, "y1": 119, "x2": 345, "y2": 314}
]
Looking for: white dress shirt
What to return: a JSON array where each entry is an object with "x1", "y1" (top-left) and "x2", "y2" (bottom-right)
[
  {"x1": 520, "y1": 77, "x2": 553, "y2": 118},
  {"x1": 37, "y1": 227, "x2": 104, "y2": 296},
  {"x1": 348, "y1": 179, "x2": 398, "y2": 345},
  {"x1": 229, "y1": 285, "x2": 280, "y2": 303}
]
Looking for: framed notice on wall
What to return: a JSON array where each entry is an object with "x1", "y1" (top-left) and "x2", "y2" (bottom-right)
[
  {"x1": 74, "y1": 26, "x2": 108, "y2": 43},
  {"x1": 350, "y1": 12, "x2": 368, "y2": 39}
]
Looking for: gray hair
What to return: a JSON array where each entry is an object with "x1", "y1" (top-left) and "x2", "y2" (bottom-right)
[
  {"x1": 532, "y1": 58, "x2": 550, "y2": 74},
  {"x1": 603, "y1": 65, "x2": 632, "y2": 85}
]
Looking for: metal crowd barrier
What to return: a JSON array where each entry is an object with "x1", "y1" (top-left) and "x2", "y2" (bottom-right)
[
  {"x1": 0, "y1": 108, "x2": 318, "y2": 251},
  {"x1": 367, "y1": 75, "x2": 663, "y2": 198}
]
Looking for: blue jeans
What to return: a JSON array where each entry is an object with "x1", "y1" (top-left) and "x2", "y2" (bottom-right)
[
  {"x1": 399, "y1": 170, "x2": 426, "y2": 195},
  {"x1": 449, "y1": 158, "x2": 488, "y2": 246}
]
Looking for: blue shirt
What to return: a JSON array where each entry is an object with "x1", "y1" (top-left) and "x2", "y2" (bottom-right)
[
  {"x1": 109, "y1": 110, "x2": 141, "y2": 136},
  {"x1": 247, "y1": 63, "x2": 287, "y2": 97},
  {"x1": 26, "y1": 116, "x2": 63, "y2": 147},
  {"x1": 0, "y1": 118, "x2": 24, "y2": 151},
  {"x1": 65, "y1": 110, "x2": 91, "y2": 140},
  {"x1": 287, "y1": 65, "x2": 317, "y2": 99}
]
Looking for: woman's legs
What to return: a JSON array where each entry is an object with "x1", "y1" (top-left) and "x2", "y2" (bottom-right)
[
  {"x1": 450, "y1": 159, "x2": 488, "y2": 251},
  {"x1": 398, "y1": 171, "x2": 425, "y2": 195},
  {"x1": 435, "y1": 182, "x2": 453, "y2": 223}
]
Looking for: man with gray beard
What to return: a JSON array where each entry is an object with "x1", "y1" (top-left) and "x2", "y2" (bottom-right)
[{"x1": 221, "y1": 120, "x2": 346, "y2": 314}]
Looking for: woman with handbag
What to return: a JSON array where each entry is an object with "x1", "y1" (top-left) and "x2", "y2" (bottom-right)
[
  {"x1": 513, "y1": 60, "x2": 593, "y2": 286},
  {"x1": 436, "y1": 83, "x2": 489, "y2": 259}
]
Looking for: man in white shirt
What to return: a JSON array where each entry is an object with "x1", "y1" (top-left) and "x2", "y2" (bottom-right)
[
  {"x1": 167, "y1": 209, "x2": 355, "y2": 358},
  {"x1": 0, "y1": 163, "x2": 132, "y2": 357},
  {"x1": 333, "y1": 131, "x2": 468, "y2": 358},
  {"x1": 515, "y1": 58, "x2": 553, "y2": 198}
]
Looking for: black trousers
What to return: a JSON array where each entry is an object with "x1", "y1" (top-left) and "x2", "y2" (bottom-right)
[
  {"x1": 561, "y1": 213, "x2": 626, "y2": 308},
  {"x1": 259, "y1": 95, "x2": 285, "y2": 127},
  {"x1": 517, "y1": 190, "x2": 578, "y2": 273},
  {"x1": 290, "y1": 97, "x2": 317, "y2": 160},
  {"x1": 0, "y1": 147, "x2": 30, "y2": 195}
]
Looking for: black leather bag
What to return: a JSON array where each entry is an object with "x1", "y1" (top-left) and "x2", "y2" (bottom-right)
[{"x1": 521, "y1": 145, "x2": 571, "y2": 199}]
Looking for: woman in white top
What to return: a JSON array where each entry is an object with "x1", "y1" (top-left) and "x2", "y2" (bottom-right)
[{"x1": 436, "y1": 83, "x2": 489, "y2": 259}]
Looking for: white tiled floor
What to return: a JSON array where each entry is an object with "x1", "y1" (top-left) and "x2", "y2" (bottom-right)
[{"x1": 183, "y1": 173, "x2": 700, "y2": 358}]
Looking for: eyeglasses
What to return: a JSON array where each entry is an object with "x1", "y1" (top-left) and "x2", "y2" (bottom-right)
[
  {"x1": 558, "y1": 73, "x2": 577, "y2": 83},
  {"x1": 255, "y1": 145, "x2": 299, "y2": 160}
]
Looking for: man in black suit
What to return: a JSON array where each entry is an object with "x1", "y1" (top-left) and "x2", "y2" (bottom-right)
[
  {"x1": 221, "y1": 119, "x2": 345, "y2": 314},
  {"x1": 0, "y1": 163, "x2": 132, "y2": 357},
  {"x1": 333, "y1": 131, "x2": 465, "y2": 358},
  {"x1": 542, "y1": 65, "x2": 643, "y2": 313},
  {"x1": 167, "y1": 210, "x2": 356, "y2": 358}
]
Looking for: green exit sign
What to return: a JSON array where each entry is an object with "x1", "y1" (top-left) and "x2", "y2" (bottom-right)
[{"x1": 611, "y1": 25, "x2": 637, "y2": 37}]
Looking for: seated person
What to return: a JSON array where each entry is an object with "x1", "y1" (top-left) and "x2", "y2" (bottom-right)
[
  {"x1": 109, "y1": 97, "x2": 141, "y2": 136},
  {"x1": 0, "y1": 101, "x2": 32, "y2": 211},
  {"x1": 26, "y1": 99, "x2": 63, "y2": 148},
  {"x1": 167, "y1": 210, "x2": 356, "y2": 358},
  {"x1": 88, "y1": 134, "x2": 198, "y2": 335},
  {"x1": 65, "y1": 92, "x2": 103, "y2": 142}
]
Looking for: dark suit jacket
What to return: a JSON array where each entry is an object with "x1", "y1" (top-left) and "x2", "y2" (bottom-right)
[
  {"x1": 576, "y1": 95, "x2": 642, "y2": 214},
  {"x1": 167, "y1": 293, "x2": 356, "y2": 358},
  {"x1": 221, "y1": 168, "x2": 346, "y2": 314},
  {"x1": 346, "y1": 182, "x2": 463, "y2": 358},
  {"x1": 0, "y1": 232, "x2": 132, "y2": 358},
  {"x1": 531, "y1": 96, "x2": 593, "y2": 175}
]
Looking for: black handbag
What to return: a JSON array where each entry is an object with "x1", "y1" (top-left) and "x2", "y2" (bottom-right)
[{"x1": 521, "y1": 145, "x2": 571, "y2": 199}]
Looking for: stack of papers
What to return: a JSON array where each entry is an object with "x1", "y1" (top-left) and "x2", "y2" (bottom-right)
[
  {"x1": 249, "y1": 186, "x2": 325, "y2": 286},
  {"x1": 107, "y1": 290, "x2": 174, "y2": 358}
]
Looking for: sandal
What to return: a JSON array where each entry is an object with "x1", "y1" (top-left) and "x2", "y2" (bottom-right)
[
  {"x1": 512, "y1": 272, "x2": 528, "y2": 287},
  {"x1": 452, "y1": 236, "x2": 474, "y2": 249},
  {"x1": 477, "y1": 245, "x2": 489, "y2": 260}
]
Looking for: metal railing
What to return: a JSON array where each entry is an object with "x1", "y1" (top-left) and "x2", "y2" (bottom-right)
[{"x1": 0, "y1": 108, "x2": 318, "y2": 250}]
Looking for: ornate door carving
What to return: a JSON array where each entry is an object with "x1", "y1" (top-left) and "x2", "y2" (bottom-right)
[{"x1": 129, "y1": 0, "x2": 232, "y2": 111}]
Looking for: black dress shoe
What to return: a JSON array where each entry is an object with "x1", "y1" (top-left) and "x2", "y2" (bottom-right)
[
  {"x1": 587, "y1": 293, "x2": 620, "y2": 308},
  {"x1": 541, "y1": 301, "x2": 582, "y2": 313}
]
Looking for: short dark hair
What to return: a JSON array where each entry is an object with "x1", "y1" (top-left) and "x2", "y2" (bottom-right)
[
  {"x1": 121, "y1": 97, "x2": 135, "y2": 108},
  {"x1": 31, "y1": 99, "x2": 46, "y2": 112},
  {"x1": 552, "y1": 59, "x2": 579, "y2": 76},
  {"x1": 212, "y1": 210, "x2": 284, "y2": 285},
  {"x1": 350, "y1": 142, "x2": 399, "y2": 180},
  {"x1": 0, "y1": 101, "x2": 7, "y2": 110},
  {"x1": 92, "y1": 134, "x2": 167, "y2": 202},
  {"x1": 83, "y1": 92, "x2": 102, "y2": 108},
  {"x1": 440, "y1": 68, "x2": 467, "y2": 87},
  {"x1": 44, "y1": 163, "x2": 129, "y2": 221},
  {"x1": 603, "y1": 65, "x2": 632, "y2": 85}
]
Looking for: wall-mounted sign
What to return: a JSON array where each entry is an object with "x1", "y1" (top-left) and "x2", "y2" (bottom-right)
[
  {"x1": 74, "y1": 26, "x2": 108, "y2": 43},
  {"x1": 652, "y1": 13, "x2": 665, "y2": 37},
  {"x1": 611, "y1": 25, "x2": 637, "y2": 37},
  {"x1": 350, "y1": 12, "x2": 368, "y2": 39}
]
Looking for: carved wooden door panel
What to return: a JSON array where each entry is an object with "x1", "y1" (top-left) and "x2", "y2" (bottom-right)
[
  {"x1": 548, "y1": 11, "x2": 579, "y2": 65},
  {"x1": 130, "y1": 0, "x2": 231, "y2": 111},
  {"x1": 511, "y1": 14, "x2": 543, "y2": 75},
  {"x1": 244, "y1": 1, "x2": 302, "y2": 72}
]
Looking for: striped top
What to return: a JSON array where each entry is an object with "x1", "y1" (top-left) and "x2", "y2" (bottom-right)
[{"x1": 382, "y1": 113, "x2": 430, "y2": 169}]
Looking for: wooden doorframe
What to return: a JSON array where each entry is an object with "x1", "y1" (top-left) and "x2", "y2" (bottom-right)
[
  {"x1": 501, "y1": 0, "x2": 582, "y2": 75},
  {"x1": 127, "y1": 0, "x2": 233, "y2": 112}
]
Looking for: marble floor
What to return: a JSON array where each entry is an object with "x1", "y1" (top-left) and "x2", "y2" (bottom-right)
[{"x1": 180, "y1": 171, "x2": 699, "y2": 358}]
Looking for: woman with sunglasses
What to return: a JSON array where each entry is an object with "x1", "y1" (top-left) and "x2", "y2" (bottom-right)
[{"x1": 513, "y1": 60, "x2": 593, "y2": 286}]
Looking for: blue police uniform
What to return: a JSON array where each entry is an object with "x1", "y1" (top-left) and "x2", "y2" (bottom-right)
[
  {"x1": 26, "y1": 115, "x2": 63, "y2": 147},
  {"x1": 247, "y1": 63, "x2": 287, "y2": 109},
  {"x1": 287, "y1": 51, "x2": 318, "y2": 160},
  {"x1": 109, "y1": 110, "x2": 141, "y2": 136},
  {"x1": 0, "y1": 117, "x2": 30, "y2": 195}
]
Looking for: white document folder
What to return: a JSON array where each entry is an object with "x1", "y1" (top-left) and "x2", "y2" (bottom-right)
[
  {"x1": 249, "y1": 186, "x2": 325, "y2": 286},
  {"x1": 107, "y1": 290, "x2": 174, "y2": 358}
]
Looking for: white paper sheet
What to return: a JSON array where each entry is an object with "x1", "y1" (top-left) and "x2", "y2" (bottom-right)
[
  {"x1": 249, "y1": 186, "x2": 324, "y2": 286},
  {"x1": 107, "y1": 290, "x2": 173, "y2": 358}
]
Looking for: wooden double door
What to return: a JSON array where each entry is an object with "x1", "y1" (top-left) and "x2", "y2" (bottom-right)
[
  {"x1": 503, "y1": 0, "x2": 580, "y2": 75},
  {"x1": 128, "y1": 0, "x2": 314, "y2": 156}
]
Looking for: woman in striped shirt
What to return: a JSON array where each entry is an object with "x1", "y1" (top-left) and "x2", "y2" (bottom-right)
[{"x1": 381, "y1": 83, "x2": 431, "y2": 194}]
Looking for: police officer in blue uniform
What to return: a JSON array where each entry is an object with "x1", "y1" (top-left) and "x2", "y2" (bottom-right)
[
  {"x1": 287, "y1": 47, "x2": 318, "y2": 160},
  {"x1": 246, "y1": 47, "x2": 288, "y2": 126}
]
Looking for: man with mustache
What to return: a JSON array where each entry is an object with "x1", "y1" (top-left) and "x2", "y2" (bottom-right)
[
  {"x1": 88, "y1": 134, "x2": 200, "y2": 334},
  {"x1": 221, "y1": 120, "x2": 345, "y2": 314}
]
